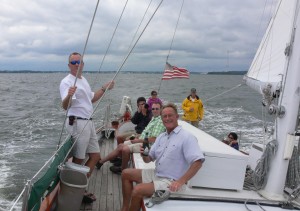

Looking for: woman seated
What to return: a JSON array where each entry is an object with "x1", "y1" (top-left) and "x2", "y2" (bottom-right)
[{"x1": 222, "y1": 132, "x2": 239, "y2": 150}]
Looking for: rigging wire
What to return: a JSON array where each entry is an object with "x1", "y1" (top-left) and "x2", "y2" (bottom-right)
[
  {"x1": 86, "y1": 0, "x2": 165, "y2": 118},
  {"x1": 57, "y1": 0, "x2": 102, "y2": 148},
  {"x1": 203, "y1": 83, "x2": 242, "y2": 103},
  {"x1": 253, "y1": 0, "x2": 271, "y2": 51},
  {"x1": 62, "y1": 0, "x2": 165, "y2": 166},
  {"x1": 244, "y1": 199, "x2": 266, "y2": 211},
  {"x1": 91, "y1": 0, "x2": 130, "y2": 90},
  {"x1": 60, "y1": 0, "x2": 165, "y2": 161},
  {"x1": 248, "y1": 0, "x2": 283, "y2": 79},
  {"x1": 92, "y1": 0, "x2": 153, "y2": 128},
  {"x1": 157, "y1": 0, "x2": 185, "y2": 93},
  {"x1": 126, "y1": 0, "x2": 154, "y2": 55},
  {"x1": 89, "y1": 0, "x2": 130, "y2": 130},
  {"x1": 10, "y1": 2, "x2": 166, "y2": 208}
]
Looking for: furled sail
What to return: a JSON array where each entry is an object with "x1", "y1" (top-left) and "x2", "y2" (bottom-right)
[{"x1": 244, "y1": 1, "x2": 296, "y2": 95}]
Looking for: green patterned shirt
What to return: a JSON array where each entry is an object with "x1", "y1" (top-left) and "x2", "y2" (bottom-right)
[{"x1": 140, "y1": 116, "x2": 165, "y2": 141}]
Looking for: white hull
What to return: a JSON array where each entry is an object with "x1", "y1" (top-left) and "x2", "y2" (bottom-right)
[
  {"x1": 131, "y1": 120, "x2": 300, "y2": 210},
  {"x1": 143, "y1": 200, "x2": 290, "y2": 211}
]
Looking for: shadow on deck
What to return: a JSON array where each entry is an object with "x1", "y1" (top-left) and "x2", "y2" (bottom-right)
[{"x1": 81, "y1": 138, "x2": 122, "y2": 211}]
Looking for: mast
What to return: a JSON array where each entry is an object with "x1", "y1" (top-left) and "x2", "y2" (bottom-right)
[
  {"x1": 227, "y1": 50, "x2": 229, "y2": 71},
  {"x1": 260, "y1": 0, "x2": 300, "y2": 200}
]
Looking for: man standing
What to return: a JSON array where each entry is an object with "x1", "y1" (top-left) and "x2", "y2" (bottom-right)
[
  {"x1": 121, "y1": 103, "x2": 205, "y2": 211},
  {"x1": 59, "y1": 52, "x2": 114, "y2": 202},
  {"x1": 96, "y1": 102, "x2": 165, "y2": 174},
  {"x1": 182, "y1": 88, "x2": 204, "y2": 127}
]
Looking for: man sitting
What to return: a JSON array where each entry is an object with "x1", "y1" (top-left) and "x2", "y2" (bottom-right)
[
  {"x1": 121, "y1": 103, "x2": 205, "y2": 211},
  {"x1": 96, "y1": 102, "x2": 165, "y2": 174}
]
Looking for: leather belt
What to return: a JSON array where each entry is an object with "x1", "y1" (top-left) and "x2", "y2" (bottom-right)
[{"x1": 69, "y1": 116, "x2": 92, "y2": 120}]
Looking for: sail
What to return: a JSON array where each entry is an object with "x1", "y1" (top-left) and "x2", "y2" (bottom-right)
[{"x1": 245, "y1": 1, "x2": 297, "y2": 94}]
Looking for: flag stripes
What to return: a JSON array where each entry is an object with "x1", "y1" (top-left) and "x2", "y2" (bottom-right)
[{"x1": 162, "y1": 62, "x2": 189, "y2": 80}]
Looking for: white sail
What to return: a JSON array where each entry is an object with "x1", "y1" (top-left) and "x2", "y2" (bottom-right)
[
  {"x1": 254, "y1": 0, "x2": 300, "y2": 200},
  {"x1": 245, "y1": 0, "x2": 296, "y2": 94}
]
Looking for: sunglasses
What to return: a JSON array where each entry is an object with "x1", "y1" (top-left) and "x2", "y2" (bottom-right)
[
  {"x1": 152, "y1": 108, "x2": 160, "y2": 110},
  {"x1": 70, "y1": 60, "x2": 81, "y2": 65}
]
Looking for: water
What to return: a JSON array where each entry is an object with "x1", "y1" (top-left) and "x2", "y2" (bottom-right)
[{"x1": 0, "y1": 72, "x2": 272, "y2": 210}]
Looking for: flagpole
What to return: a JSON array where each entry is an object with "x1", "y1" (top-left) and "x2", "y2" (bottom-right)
[
  {"x1": 158, "y1": 0, "x2": 185, "y2": 94},
  {"x1": 157, "y1": 76, "x2": 163, "y2": 94}
]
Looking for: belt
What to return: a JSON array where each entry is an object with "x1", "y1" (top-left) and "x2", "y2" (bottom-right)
[{"x1": 69, "y1": 116, "x2": 92, "y2": 120}]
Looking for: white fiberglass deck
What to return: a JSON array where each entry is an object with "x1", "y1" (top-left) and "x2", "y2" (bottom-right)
[{"x1": 133, "y1": 121, "x2": 298, "y2": 211}]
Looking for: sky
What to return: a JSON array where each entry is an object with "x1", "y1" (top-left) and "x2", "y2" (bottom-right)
[{"x1": 0, "y1": 0, "x2": 278, "y2": 73}]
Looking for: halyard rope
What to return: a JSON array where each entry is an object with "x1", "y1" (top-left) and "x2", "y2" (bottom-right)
[
  {"x1": 157, "y1": 0, "x2": 185, "y2": 93},
  {"x1": 57, "y1": 0, "x2": 102, "y2": 148},
  {"x1": 62, "y1": 0, "x2": 165, "y2": 163},
  {"x1": 253, "y1": 139, "x2": 278, "y2": 190},
  {"x1": 10, "y1": 1, "x2": 165, "y2": 210},
  {"x1": 204, "y1": 83, "x2": 242, "y2": 103},
  {"x1": 286, "y1": 144, "x2": 300, "y2": 189}
]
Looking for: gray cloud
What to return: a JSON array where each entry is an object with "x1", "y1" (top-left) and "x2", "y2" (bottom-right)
[{"x1": 0, "y1": 0, "x2": 277, "y2": 72}]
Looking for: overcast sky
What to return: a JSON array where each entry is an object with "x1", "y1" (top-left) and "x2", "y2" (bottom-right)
[{"x1": 0, "y1": 0, "x2": 277, "y2": 72}]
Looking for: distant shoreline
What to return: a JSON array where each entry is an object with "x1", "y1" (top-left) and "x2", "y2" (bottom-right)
[{"x1": 0, "y1": 70, "x2": 247, "y2": 75}]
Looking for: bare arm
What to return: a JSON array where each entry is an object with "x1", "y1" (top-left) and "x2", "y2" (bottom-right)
[
  {"x1": 91, "y1": 81, "x2": 114, "y2": 103},
  {"x1": 169, "y1": 160, "x2": 202, "y2": 192},
  {"x1": 131, "y1": 137, "x2": 155, "y2": 144}
]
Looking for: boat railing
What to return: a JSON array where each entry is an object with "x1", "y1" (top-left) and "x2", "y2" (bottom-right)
[{"x1": 9, "y1": 136, "x2": 74, "y2": 211}]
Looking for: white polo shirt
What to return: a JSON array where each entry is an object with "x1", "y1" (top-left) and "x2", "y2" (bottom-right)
[{"x1": 60, "y1": 74, "x2": 94, "y2": 119}]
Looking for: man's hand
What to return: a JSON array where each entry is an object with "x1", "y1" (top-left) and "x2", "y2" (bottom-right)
[
  {"x1": 169, "y1": 180, "x2": 184, "y2": 192},
  {"x1": 68, "y1": 86, "x2": 77, "y2": 97},
  {"x1": 140, "y1": 145, "x2": 144, "y2": 155},
  {"x1": 62, "y1": 86, "x2": 77, "y2": 110},
  {"x1": 103, "y1": 81, "x2": 115, "y2": 90},
  {"x1": 137, "y1": 103, "x2": 144, "y2": 113}
]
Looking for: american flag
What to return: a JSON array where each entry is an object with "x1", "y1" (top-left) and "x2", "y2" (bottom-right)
[{"x1": 162, "y1": 62, "x2": 189, "y2": 80}]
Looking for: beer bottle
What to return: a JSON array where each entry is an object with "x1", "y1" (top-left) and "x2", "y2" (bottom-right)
[{"x1": 142, "y1": 132, "x2": 150, "y2": 156}]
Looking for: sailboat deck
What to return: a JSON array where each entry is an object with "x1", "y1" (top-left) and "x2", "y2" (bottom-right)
[{"x1": 81, "y1": 137, "x2": 123, "y2": 211}]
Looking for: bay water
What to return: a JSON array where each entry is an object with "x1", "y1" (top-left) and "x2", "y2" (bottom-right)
[{"x1": 0, "y1": 72, "x2": 271, "y2": 210}]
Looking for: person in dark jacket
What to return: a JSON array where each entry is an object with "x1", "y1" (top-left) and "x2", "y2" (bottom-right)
[{"x1": 116, "y1": 97, "x2": 151, "y2": 144}]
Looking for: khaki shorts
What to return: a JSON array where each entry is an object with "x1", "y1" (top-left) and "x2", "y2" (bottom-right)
[
  {"x1": 66, "y1": 119, "x2": 100, "y2": 159},
  {"x1": 142, "y1": 169, "x2": 174, "y2": 191}
]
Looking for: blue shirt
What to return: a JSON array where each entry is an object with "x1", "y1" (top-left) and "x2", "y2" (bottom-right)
[{"x1": 149, "y1": 125, "x2": 205, "y2": 180}]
